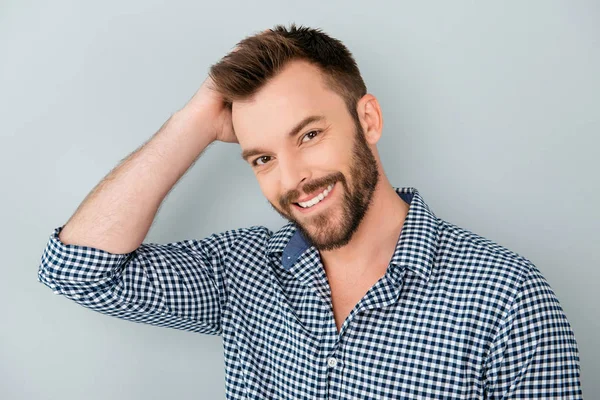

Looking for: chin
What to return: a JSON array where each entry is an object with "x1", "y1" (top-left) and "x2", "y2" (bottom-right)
[{"x1": 297, "y1": 217, "x2": 354, "y2": 251}]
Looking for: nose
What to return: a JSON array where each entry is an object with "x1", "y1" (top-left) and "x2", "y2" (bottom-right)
[{"x1": 278, "y1": 153, "x2": 311, "y2": 194}]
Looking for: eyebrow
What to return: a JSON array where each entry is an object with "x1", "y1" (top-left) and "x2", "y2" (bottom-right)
[{"x1": 240, "y1": 115, "x2": 326, "y2": 162}]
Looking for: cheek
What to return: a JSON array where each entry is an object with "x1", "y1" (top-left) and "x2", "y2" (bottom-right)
[{"x1": 304, "y1": 140, "x2": 350, "y2": 170}]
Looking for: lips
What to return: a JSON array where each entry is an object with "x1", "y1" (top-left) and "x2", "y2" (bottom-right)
[
  {"x1": 292, "y1": 182, "x2": 336, "y2": 213},
  {"x1": 295, "y1": 183, "x2": 335, "y2": 208}
]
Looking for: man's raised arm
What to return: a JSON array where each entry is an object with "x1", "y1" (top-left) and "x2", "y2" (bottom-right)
[
  {"x1": 36, "y1": 75, "x2": 251, "y2": 335},
  {"x1": 59, "y1": 76, "x2": 238, "y2": 254}
]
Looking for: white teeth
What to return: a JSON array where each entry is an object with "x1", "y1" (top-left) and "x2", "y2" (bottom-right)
[{"x1": 298, "y1": 184, "x2": 334, "y2": 208}]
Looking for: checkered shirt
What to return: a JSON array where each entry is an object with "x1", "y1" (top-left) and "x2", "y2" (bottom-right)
[{"x1": 37, "y1": 187, "x2": 582, "y2": 399}]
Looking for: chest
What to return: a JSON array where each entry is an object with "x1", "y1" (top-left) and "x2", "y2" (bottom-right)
[
  {"x1": 328, "y1": 269, "x2": 388, "y2": 332},
  {"x1": 226, "y1": 268, "x2": 490, "y2": 400}
]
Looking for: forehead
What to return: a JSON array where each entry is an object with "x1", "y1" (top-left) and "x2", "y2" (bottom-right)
[{"x1": 231, "y1": 60, "x2": 347, "y2": 144}]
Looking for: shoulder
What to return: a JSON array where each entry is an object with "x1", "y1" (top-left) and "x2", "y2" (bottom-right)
[
  {"x1": 176, "y1": 225, "x2": 274, "y2": 259},
  {"x1": 435, "y1": 219, "x2": 541, "y2": 305}
]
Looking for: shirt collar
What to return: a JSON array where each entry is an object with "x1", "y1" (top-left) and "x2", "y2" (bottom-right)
[{"x1": 267, "y1": 187, "x2": 439, "y2": 283}]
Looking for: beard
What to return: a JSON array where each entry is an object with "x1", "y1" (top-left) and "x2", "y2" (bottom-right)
[{"x1": 269, "y1": 121, "x2": 380, "y2": 251}]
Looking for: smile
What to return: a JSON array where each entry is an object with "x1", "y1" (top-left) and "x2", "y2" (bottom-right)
[{"x1": 296, "y1": 183, "x2": 335, "y2": 209}]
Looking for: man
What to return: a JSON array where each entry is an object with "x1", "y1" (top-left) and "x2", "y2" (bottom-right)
[{"x1": 38, "y1": 24, "x2": 582, "y2": 399}]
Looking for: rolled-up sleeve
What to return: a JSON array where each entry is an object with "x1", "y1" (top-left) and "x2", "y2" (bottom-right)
[
  {"x1": 37, "y1": 225, "x2": 250, "y2": 335},
  {"x1": 484, "y1": 266, "x2": 583, "y2": 399}
]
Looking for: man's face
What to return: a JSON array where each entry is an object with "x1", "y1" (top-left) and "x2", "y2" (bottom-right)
[{"x1": 233, "y1": 60, "x2": 380, "y2": 251}]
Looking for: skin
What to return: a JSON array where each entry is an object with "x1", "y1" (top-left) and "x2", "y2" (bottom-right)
[{"x1": 232, "y1": 59, "x2": 409, "y2": 287}]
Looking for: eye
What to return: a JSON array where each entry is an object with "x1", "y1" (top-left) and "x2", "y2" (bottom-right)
[
  {"x1": 301, "y1": 130, "x2": 320, "y2": 143},
  {"x1": 253, "y1": 155, "x2": 272, "y2": 166}
]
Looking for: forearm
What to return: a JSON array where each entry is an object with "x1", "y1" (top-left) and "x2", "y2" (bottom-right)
[{"x1": 58, "y1": 106, "x2": 216, "y2": 254}]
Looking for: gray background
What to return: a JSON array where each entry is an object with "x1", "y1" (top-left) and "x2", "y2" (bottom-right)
[{"x1": 1, "y1": 0, "x2": 597, "y2": 398}]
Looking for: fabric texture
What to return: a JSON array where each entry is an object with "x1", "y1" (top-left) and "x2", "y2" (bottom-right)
[{"x1": 37, "y1": 187, "x2": 582, "y2": 399}]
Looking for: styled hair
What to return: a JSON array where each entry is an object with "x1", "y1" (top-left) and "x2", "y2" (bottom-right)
[{"x1": 209, "y1": 23, "x2": 367, "y2": 124}]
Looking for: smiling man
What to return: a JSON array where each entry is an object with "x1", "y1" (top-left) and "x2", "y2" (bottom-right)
[
  {"x1": 38, "y1": 25, "x2": 582, "y2": 399},
  {"x1": 235, "y1": 60, "x2": 387, "y2": 253}
]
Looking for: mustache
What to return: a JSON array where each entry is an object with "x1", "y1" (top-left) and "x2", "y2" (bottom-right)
[{"x1": 280, "y1": 172, "x2": 345, "y2": 206}]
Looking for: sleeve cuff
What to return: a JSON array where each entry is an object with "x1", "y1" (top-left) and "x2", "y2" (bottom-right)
[{"x1": 37, "y1": 226, "x2": 134, "y2": 296}]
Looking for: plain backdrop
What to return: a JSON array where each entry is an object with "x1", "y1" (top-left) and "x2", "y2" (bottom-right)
[{"x1": 1, "y1": 0, "x2": 597, "y2": 398}]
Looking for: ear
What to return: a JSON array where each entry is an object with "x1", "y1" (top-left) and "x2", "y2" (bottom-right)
[{"x1": 356, "y1": 94, "x2": 383, "y2": 145}]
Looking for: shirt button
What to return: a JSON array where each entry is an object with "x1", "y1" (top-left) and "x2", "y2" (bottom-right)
[{"x1": 327, "y1": 357, "x2": 338, "y2": 368}]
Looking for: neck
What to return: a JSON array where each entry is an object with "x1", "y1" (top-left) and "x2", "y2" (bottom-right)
[{"x1": 319, "y1": 174, "x2": 409, "y2": 272}]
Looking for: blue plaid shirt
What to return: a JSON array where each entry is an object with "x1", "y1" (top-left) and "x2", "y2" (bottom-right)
[{"x1": 38, "y1": 187, "x2": 582, "y2": 399}]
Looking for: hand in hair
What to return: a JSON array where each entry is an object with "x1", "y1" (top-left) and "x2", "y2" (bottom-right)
[{"x1": 184, "y1": 75, "x2": 237, "y2": 144}]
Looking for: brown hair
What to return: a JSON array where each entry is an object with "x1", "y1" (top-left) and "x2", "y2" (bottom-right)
[{"x1": 209, "y1": 24, "x2": 367, "y2": 125}]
